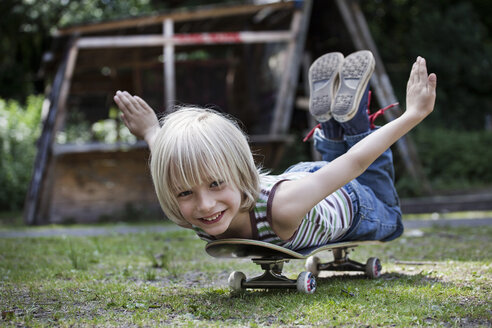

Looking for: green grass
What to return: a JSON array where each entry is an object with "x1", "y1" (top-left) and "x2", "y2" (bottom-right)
[
  {"x1": 403, "y1": 210, "x2": 492, "y2": 221},
  {"x1": 0, "y1": 225, "x2": 491, "y2": 327}
]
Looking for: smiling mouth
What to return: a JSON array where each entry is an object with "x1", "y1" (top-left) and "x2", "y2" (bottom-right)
[{"x1": 199, "y1": 210, "x2": 225, "y2": 224}]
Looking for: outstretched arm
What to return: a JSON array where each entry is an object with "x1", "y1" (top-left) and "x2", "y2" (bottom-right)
[
  {"x1": 272, "y1": 57, "x2": 437, "y2": 239},
  {"x1": 113, "y1": 91, "x2": 160, "y2": 149}
]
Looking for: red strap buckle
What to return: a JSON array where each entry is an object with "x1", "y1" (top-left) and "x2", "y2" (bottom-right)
[
  {"x1": 303, "y1": 123, "x2": 321, "y2": 142},
  {"x1": 367, "y1": 90, "x2": 399, "y2": 129}
]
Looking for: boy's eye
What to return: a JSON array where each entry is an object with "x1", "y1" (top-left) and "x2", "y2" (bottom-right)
[
  {"x1": 210, "y1": 180, "x2": 224, "y2": 188},
  {"x1": 177, "y1": 190, "x2": 192, "y2": 198}
]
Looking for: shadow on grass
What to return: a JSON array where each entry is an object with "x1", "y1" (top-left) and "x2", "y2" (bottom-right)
[{"x1": 159, "y1": 270, "x2": 487, "y2": 327}]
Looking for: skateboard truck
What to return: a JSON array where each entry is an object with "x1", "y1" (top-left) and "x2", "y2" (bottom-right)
[
  {"x1": 229, "y1": 258, "x2": 316, "y2": 294},
  {"x1": 306, "y1": 247, "x2": 382, "y2": 279}
]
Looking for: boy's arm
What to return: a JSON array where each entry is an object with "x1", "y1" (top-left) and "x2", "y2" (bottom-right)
[
  {"x1": 271, "y1": 57, "x2": 437, "y2": 239},
  {"x1": 113, "y1": 91, "x2": 160, "y2": 149}
]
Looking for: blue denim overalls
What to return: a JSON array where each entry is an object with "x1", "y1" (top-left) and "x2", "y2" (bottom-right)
[{"x1": 285, "y1": 128, "x2": 403, "y2": 242}]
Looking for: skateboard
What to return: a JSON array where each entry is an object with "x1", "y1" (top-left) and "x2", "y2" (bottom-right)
[{"x1": 206, "y1": 238, "x2": 382, "y2": 294}]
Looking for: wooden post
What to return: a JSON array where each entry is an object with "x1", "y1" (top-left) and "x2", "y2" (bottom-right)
[
  {"x1": 24, "y1": 38, "x2": 79, "y2": 224},
  {"x1": 270, "y1": 0, "x2": 312, "y2": 135},
  {"x1": 335, "y1": 0, "x2": 432, "y2": 193},
  {"x1": 39, "y1": 41, "x2": 80, "y2": 223},
  {"x1": 163, "y1": 19, "x2": 176, "y2": 111},
  {"x1": 133, "y1": 49, "x2": 143, "y2": 96}
]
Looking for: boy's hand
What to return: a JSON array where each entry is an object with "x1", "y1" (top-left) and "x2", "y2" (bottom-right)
[
  {"x1": 113, "y1": 91, "x2": 160, "y2": 147},
  {"x1": 405, "y1": 57, "x2": 437, "y2": 120}
]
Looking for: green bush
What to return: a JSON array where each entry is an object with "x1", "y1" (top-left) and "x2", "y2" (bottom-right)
[
  {"x1": 396, "y1": 127, "x2": 492, "y2": 196},
  {"x1": 0, "y1": 96, "x2": 43, "y2": 210}
]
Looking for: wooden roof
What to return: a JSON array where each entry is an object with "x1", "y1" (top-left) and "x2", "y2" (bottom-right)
[{"x1": 55, "y1": 1, "x2": 295, "y2": 36}]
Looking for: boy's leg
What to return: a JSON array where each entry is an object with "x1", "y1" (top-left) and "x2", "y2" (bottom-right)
[
  {"x1": 337, "y1": 128, "x2": 402, "y2": 242},
  {"x1": 325, "y1": 49, "x2": 398, "y2": 205},
  {"x1": 339, "y1": 106, "x2": 402, "y2": 242},
  {"x1": 309, "y1": 51, "x2": 374, "y2": 161},
  {"x1": 312, "y1": 84, "x2": 371, "y2": 162},
  {"x1": 331, "y1": 50, "x2": 402, "y2": 241},
  {"x1": 313, "y1": 130, "x2": 347, "y2": 162}
]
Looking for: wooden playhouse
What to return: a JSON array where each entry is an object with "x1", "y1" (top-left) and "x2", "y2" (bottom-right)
[{"x1": 25, "y1": 0, "x2": 426, "y2": 224}]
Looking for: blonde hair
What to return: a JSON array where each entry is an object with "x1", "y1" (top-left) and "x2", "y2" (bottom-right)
[{"x1": 150, "y1": 107, "x2": 260, "y2": 227}]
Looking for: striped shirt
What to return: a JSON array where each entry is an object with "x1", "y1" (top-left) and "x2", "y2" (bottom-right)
[{"x1": 193, "y1": 172, "x2": 353, "y2": 250}]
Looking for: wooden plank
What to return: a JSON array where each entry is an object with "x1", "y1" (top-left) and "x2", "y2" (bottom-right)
[
  {"x1": 51, "y1": 137, "x2": 294, "y2": 156},
  {"x1": 76, "y1": 31, "x2": 293, "y2": 49},
  {"x1": 52, "y1": 141, "x2": 148, "y2": 156},
  {"x1": 270, "y1": 0, "x2": 312, "y2": 135},
  {"x1": 48, "y1": 149, "x2": 159, "y2": 223},
  {"x1": 73, "y1": 47, "x2": 162, "y2": 70},
  {"x1": 335, "y1": 0, "x2": 432, "y2": 193},
  {"x1": 55, "y1": 2, "x2": 295, "y2": 36}
]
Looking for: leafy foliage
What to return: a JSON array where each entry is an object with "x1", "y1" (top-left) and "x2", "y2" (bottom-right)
[
  {"x1": 0, "y1": 96, "x2": 43, "y2": 210},
  {"x1": 361, "y1": 0, "x2": 492, "y2": 130},
  {"x1": 415, "y1": 127, "x2": 492, "y2": 190}
]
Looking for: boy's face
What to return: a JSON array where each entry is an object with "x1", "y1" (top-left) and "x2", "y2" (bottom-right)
[{"x1": 175, "y1": 179, "x2": 243, "y2": 236}]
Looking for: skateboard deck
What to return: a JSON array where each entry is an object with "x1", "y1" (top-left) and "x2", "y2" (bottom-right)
[
  {"x1": 206, "y1": 238, "x2": 383, "y2": 294},
  {"x1": 206, "y1": 238, "x2": 380, "y2": 259}
]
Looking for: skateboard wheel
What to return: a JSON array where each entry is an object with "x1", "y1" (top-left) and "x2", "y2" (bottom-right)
[
  {"x1": 228, "y1": 271, "x2": 246, "y2": 291},
  {"x1": 297, "y1": 271, "x2": 316, "y2": 294},
  {"x1": 305, "y1": 256, "x2": 321, "y2": 277},
  {"x1": 365, "y1": 257, "x2": 382, "y2": 278}
]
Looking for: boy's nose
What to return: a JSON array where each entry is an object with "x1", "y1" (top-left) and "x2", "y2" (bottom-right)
[{"x1": 197, "y1": 192, "x2": 216, "y2": 213}]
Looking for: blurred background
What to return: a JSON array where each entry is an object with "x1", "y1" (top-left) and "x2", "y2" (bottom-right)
[{"x1": 1, "y1": 0, "x2": 491, "y2": 224}]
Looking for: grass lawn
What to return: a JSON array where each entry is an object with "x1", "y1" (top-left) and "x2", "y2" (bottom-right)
[{"x1": 0, "y1": 223, "x2": 491, "y2": 327}]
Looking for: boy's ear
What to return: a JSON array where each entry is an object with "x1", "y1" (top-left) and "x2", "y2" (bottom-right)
[{"x1": 242, "y1": 192, "x2": 252, "y2": 205}]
